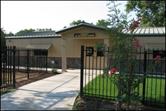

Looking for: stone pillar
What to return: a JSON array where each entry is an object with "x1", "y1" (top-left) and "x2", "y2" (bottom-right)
[{"x1": 61, "y1": 38, "x2": 67, "y2": 72}]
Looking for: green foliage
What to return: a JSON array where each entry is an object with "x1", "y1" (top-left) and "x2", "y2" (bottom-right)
[
  {"x1": 96, "y1": 19, "x2": 110, "y2": 28},
  {"x1": 15, "y1": 28, "x2": 53, "y2": 36},
  {"x1": 15, "y1": 28, "x2": 35, "y2": 36},
  {"x1": 107, "y1": 1, "x2": 144, "y2": 108},
  {"x1": 126, "y1": 0, "x2": 165, "y2": 26},
  {"x1": 103, "y1": 67, "x2": 109, "y2": 77},
  {"x1": 70, "y1": 20, "x2": 86, "y2": 26},
  {"x1": 84, "y1": 75, "x2": 165, "y2": 103},
  {"x1": 1, "y1": 29, "x2": 6, "y2": 48},
  {"x1": 112, "y1": 74, "x2": 144, "y2": 103},
  {"x1": 5, "y1": 32, "x2": 14, "y2": 36},
  {"x1": 107, "y1": 1, "x2": 130, "y2": 31}
]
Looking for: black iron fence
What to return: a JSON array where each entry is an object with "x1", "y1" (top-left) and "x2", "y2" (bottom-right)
[
  {"x1": 1, "y1": 46, "x2": 16, "y2": 94},
  {"x1": 1, "y1": 47, "x2": 61, "y2": 94},
  {"x1": 80, "y1": 45, "x2": 165, "y2": 107},
  {"x1": 15, "y1": 49, "x2": 61, "y2": 76}
]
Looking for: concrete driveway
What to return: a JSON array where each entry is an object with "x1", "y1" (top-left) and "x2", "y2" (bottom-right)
[{"x1": 1, "y1": 70, "x2": 80, "y2": 110}]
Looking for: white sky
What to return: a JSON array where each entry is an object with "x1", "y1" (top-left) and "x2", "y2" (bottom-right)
[{"x1": 1, "y1": 1, "x2": 131, "y2": 34}]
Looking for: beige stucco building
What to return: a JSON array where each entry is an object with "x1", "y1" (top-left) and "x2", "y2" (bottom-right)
[{"x1": 5, "y1": 23, "x2": 165, "y2": 71}]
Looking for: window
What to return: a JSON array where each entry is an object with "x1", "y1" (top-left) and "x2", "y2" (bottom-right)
[
  {"x1": 87, "y1": 33, "x2": 96, "y2": 37},
  {"x1": 86, "y1": 47, "x2": 94, "y2": 56},
  {"x1": 34, "y1": 50, "x2": 48, "y2": 56},
  {"x1": 153, "y1": 50, "x2": 165, "y2": 58},
  {"x1": 74, "y1": 33, "x2": 81, "y2": 37},
  {"x1": 97, "y1": 47, "x2": 105, "y2": 56}
]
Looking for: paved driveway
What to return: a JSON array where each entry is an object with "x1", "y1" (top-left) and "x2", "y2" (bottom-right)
[{"x1": 1, "y1": 70, "x2": 80, "y2": 110}]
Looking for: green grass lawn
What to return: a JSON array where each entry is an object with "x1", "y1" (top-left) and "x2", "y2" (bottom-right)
[{"x1": 83, "y1": 75, "x2": 165, "y2": 103}]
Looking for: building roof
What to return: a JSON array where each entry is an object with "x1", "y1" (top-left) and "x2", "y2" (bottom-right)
[
  {"x1": 123, "y1": 27, "x2": 165, "y2": 37},
  {"x1": 57, "y1": 23, "x2": 165, "y2": 37},
  {"x1": 6, "y1": 25, "x2": 165, "y2": 39},
  {"x1": 56, "y1": 23, "x2": 107, "y2": 34},
  {"x1": 5, "y1": 30, "x2": 61, "y2": 39}
]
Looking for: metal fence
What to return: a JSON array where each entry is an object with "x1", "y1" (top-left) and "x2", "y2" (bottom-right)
[
  {"x1": 14, "y1": 49, "x2": 61, "y2": 79},
  {"x1": 1, "y1": 46, "x2": 16, "y2": 94},
  {"x1": 80, "y1": 45, "x2": 165, "y2": 107},
  {"x1": 1, "y1": 47, "x2": 61, "y2": 94}
]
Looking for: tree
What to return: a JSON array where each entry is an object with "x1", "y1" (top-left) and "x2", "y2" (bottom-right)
[
  {"x1": 106, "y1": 1, "x2": 144, "y2": 110},
  {"x1": 107, "y1": 1, "x2": 130, "y2": 31},
  {"x1": 70, "y1": 20, "x2": 86, "y2": 26},
  {"x1": 126, "y1": 0, "x2": 165, "y2": 27},
  {"x1": 5, "y1": 32, "x2": 14, "y2": 36},
  {"x1": 15, "y1": 29, "x2": 35, "y2": 36},
  {"x1": 1, "y1": 29, "x2": 6, "y2": 48},
  {"x1": 96, "y1": 19, "x2": 110, "y2": 28}
]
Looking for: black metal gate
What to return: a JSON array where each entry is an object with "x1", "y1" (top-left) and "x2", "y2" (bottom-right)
[{"x1": 1, "y1": 46, "x2": 16, "y2": 94}]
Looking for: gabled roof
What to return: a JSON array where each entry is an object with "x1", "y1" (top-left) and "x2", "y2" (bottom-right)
[{"x1": 56, "y1": 23, "x2": 107, "y2": 34}]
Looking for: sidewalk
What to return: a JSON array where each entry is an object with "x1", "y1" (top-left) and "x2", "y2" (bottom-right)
[{"x1": 1, "y1": 70, "x2": 80, "y2": 110}]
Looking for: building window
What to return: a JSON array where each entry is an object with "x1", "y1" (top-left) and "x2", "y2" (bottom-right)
[
  {"x1": 97, "y1": 47, "x2": 105, "y2": 56},
  {"x1": 34, "y1": 50, "x2": 48, "y2": 56},
  {"x1": 87, "y1": 33, "x2": 96, "y2": 37},
  {"x1": 86, "y1": 47, "x2": 94, "y2": 56},
  {"x1": 74, "y1": 33, "x2": 81, "y2": 37},
  {"x1": 153, "y1": 50, "x2": 165, "y2": 58}
]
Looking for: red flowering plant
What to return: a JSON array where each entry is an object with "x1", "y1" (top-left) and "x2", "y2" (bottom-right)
[
  {"x1": 108, "y1": 17, "x2": 144, "y2": 110},
  {"x1": 109, "y1": 67, "x2": 119, "y2": 76},
  {"x1": 154, "y1": 54, "x2": 161, "y2": 64}
]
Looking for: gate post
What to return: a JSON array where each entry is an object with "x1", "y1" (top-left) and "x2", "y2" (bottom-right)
[
  {"x1": 80, "y1": 45, "x2": 84, "y2": 96},
  {"x1": 142, "y1": 49, "x2": 147, "y2": 104},
  {"x1": 13, "y1": 46, "x2": 16, "y2": 88}
]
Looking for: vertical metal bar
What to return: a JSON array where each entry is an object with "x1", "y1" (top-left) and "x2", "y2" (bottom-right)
[
  {"x1": 18, "y1": 50, "x2": 20, "y2": 71},
  {"x1": 138, "y1": 47, "x2": 141, "y2": 96},
  {"x1": 13, "y1": 46, "x2": 16, "y2": 88},
  {"x1": 142, "y1": 49, "x2": 147, "y2": 104},
  {"x1": 0, "y1": 46, "x2": 2, "y2": 87},
  {"x1": 46, "y1": 52, "x2": 48, "y2": 72},
  {"x1": 80, "y1": 45, "x2": 84, "y2": 96},
  {"x1": 150, "y1": 49, "x2": 153, "y2": 104},
  {"x1": 92, "y1": 51, "x2": 94, "y2": 94},
  {"x1": 95, "y1": 49, "x2": 98, "y2": 96},
  {"x1": 154, "y1": 49, "x2": 157, "y2": 104},
  {"x1": 106, "y1": 47, "x2": 109, "y2": 98},
  {"x1": 85, "y1": 47, "x2": 87, "y2": 94},
  {"x1": 88, "y1": 50, "x2": 90, "y2": 94},
  {"x1": 164, "y1": 58, "x2": 166, "y2": 109},
  {"x1": 27, "y1": 49, "x2": 30, "y2": 79},
  {"x1": 102, "y1": 51, "x2": 105, "y2": 97},
  {"x1": 7, "y1": 46, "x2": 9, "y2": 85},
  {"x1": 9, "y1": 46, "x2": 12, "y2": 85},
  {"x1": 99, "y1": 52, "x2": 102, "y2": 96}
]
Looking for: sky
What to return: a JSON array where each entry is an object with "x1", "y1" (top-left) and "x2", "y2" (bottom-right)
[{"x1": 1, "y1": 1, "x2": 132, "y2": 34}]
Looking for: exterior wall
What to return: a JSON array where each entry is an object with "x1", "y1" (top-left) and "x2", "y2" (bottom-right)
[
  {"x1": 60, "y1": 26, "x2": 109, "y2": 58},
  {"x1": 136, "y1": 37, "x2": 165, "y2": 49},
  {"x1": 59, "y1": 27, "x2": 109, "y2": 70},
  {"x1": 6, "y1": 38, "x2": 62, "y2": 57}
]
